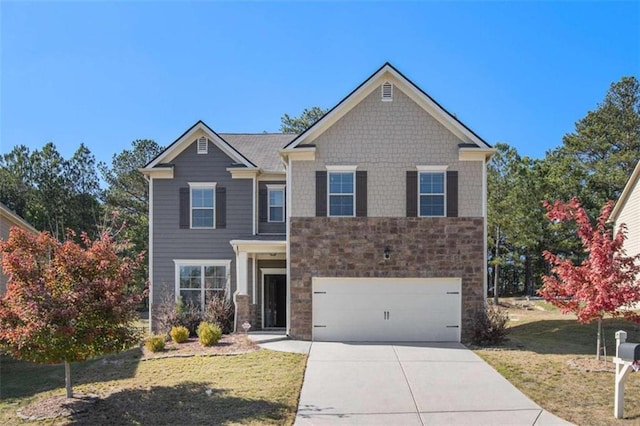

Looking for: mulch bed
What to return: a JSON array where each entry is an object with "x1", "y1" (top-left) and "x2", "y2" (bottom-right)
[{"x1": 16, "y1": 333, "x2": 260, "y2": 421}]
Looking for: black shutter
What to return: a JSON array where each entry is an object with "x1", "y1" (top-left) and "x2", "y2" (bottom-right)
[
  {"x1": 259, "y1": 188, "x2": 268, "y2": 222},
  {"x1": 406, "y1": 171, "x2": 418, "y2": 217},
  {"x1": 356, "y1": 171, "x2": 367, "y2": 217},
  {"x1": 446, "y1": 171, "x2": 459, "y2": 218},
  {"x1": 179, "y1": 187, "x2": 190, "y2": 228},
  {"x1": 216, "y1": 187, "x2": 226, "y2": 228},
  {"x1": 316, "y1": 171, "x2": 327, "y2": 217}
]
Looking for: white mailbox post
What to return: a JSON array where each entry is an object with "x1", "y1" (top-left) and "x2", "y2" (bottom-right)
[{"x1": 614, "y1": 330, "x2": 640, "y2": 419}]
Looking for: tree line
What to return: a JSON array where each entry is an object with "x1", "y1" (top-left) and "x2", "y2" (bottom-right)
[{"x1": 488, "y1": 76, "x2": 640, "y2": 298}]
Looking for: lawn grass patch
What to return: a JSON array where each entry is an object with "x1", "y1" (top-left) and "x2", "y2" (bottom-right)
[
  {"x1": 475, "y1": 302, "x2": 640, "y2": 425},
  {"x1": 0, "y1": 349, "x2": 306, "y2": 425}
]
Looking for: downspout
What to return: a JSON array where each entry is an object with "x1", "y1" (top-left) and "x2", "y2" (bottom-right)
[
  {"x1": 482, "y1": 156, "x2": 488, "y2": 306},
  {"x1": 283, "y1": 154, "x2": 292, "y2": 337},
  {"x1": 232, "y1": 242, "x2": 239, "y2": 333}
]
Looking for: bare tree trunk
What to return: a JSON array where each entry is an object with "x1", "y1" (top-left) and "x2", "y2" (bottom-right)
[
  {"x1": 596, "y1": 318, "x2": 602, "y2": 361},
  {"x1": 494, "y1": 226, "x2": 500, "y2": 305},
  {"x1": 65, "y1": 361, "x2": 72, "y2": 398}
]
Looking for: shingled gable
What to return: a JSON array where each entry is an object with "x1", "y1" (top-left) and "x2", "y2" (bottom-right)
[
  {"x1": 281, "y1": 62, "x2": 493, "y2": 157},
  {"x1": 141, "y1": 120, "x2": 257, "y2": 175},
  {"x1": 610, "y1": 159, "x2": 640, "y2": 222}
]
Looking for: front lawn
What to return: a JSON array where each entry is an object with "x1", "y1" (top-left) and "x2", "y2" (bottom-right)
[
  {"x1": 0, "y1": 348, "x2": 307, "y2": 425},
  {"x1": 475, "y1": 299, "x2": 640, "y2": 425}
]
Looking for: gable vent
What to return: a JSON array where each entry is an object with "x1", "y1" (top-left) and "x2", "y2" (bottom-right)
[
  {"x1": 381, "y1": 82, "x2": 393, "y2": 101},
  {"x1": 197, "y1": 137, "x2": 208, "y2": 154}
]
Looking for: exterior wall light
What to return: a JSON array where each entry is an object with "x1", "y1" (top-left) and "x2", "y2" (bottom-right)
[{"x1": 383, "y1": 246, "x2": 391, "y2": 260}]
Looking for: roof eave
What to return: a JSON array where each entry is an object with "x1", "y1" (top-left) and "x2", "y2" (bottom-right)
[{"x1": 610, "y1": 160, "x2": 640, "y2": 222}]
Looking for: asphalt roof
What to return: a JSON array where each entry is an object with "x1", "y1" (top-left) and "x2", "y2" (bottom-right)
[{"x1": 220, "y1": 133, "x2": 297, "y2": 172}]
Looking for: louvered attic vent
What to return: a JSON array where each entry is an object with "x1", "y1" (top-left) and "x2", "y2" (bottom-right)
[
  {"x1": 197, "y1": 137, "x2": 208, "y2": 154},
  {"x1": 381, "y1": 82, "x2": 393, "y2": 101}
]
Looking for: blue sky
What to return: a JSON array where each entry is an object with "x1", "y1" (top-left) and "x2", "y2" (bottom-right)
[{"x1": 1, "y1": 1, "x2": 638, "y2": 166}]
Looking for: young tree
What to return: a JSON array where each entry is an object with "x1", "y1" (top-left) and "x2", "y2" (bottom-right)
[
  {"x1": 0, "y1": 227, "x2": 146, "y2": 398},
  {"x1": 280, "y1": 106, "x2": 328, "y2": 133},
  {"x1": 539, "y1": 197, "x2": 640, "y2": 359}
]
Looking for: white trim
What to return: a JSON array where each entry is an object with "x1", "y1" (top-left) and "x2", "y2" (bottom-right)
[
  {"x1": 416, "y1": 165, "x2": 449, "y2": 172},
  {"x1": 459, "y1": 148, "x2": 495, "y2": 162},
  {"x1": 197, "y1": 136, "x2": 208, "y2": 154},
  {"x1": 146, "y1": 121, "x2": 255, "y2": 169},
  {"x1": 279, "y1": 147, "x2": 316, "y2": 162},
  {"x1": 267, "y1": 185, "x2": 285, "y2": 223},
  {"x1": 327, "y1": 170, "x2": 356, "y2": 217},
  {"x1": 482, "y1": 156, "x2": 488, "y2": 305},
  {"x1": 381, "y1": 81, "x2": 393, "y2": 102},
  {"x1": 611, "y1": 160, "x2": 640, "y2": 222},
  {"x1": 252, "y1": 255, "x2": 257, "y2": 303},
  {"x1": 173, "y1": 259, "x2": 231, "y2": 307},
  {"x1": 261, "y1": 268, "x2": 287, "y2": 329},
  {"x1": 418, "y1": 171, "x2": 446, "y2": 218},
  {"x1": 285, "y1": 64, "x2": 492, "y2": 150},
  {"x1": 252, "y1": 175, "x2": 257, "y2": 235},
  {"x1": 286, "y1": 157, "x2": 292, "y2": 335},
  {"x1": 326, "y1": 165, "x2": 358, "y2": 171},
  {"x1": 188, "y1": 183, "x2": 217, "y2": 229},
  {"x1": 228, "y1": 168, "x2": 260, "y2": 179},
  {"x1": 138, "y1": 167, "x2": 174, "y2": 179},
  {"x1": 230, "y1": 239, "x2": 287, "y2": 254},
  {"x1": 147, "y1": 177, "x2": 153, "y2": 334}
]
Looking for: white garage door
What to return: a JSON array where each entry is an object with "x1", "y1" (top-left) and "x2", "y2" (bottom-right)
[{"x1": 312, "y1": 277, "x2": 461, "y2": 342}]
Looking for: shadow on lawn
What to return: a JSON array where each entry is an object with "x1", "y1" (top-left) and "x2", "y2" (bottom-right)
[
  {"x1": 69, "y1": 382, "x2": 289, "y2": 425},
  {"x1": 508, "y1": 318, "x2": 640, "y2": 356},
  {"x1": 0, "y1": 346, "x2": 143, "y2": 399}
]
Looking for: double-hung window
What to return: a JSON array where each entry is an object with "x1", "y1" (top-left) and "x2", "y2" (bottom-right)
[
  {"x1": 267, "y1": 185, "x2": 285, "y2": 222},
  {"x1": 190, "y1": 183, "x2": 216, "y2": 228},
  {"x1": 419, "y1": 170, "x2": 446, "y2": 217},
  {"x1": 175, "y1": 260, "x2": 230, "y2": 308},
  {"x1": 328, "y1": 168, "x2": 355, "y2": 217}
]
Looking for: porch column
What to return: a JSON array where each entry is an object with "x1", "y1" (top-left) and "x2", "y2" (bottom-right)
[{"x1": 234, "y1": 250, "x2": 251, "y2": 332}]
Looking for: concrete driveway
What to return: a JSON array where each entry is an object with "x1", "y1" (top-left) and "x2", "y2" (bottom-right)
[{"x1": 295, "y1": 342, "x2": 571, "y2": 425}]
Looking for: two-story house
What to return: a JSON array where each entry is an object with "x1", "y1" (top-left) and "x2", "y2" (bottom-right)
[{"x1": 141, "y1": 63, "x2": 494, "y2": 342}]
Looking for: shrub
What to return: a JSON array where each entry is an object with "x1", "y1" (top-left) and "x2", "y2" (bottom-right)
[
  {"x1": 170, "y1": 326, "x2": 190, "y2": 343},
  {"x1": 145, "y1": 335, "x2": 166, "y2": 352},
  {"x1": 471, "y1": 305, "x2": 510, "y2": 346},
  {"x1": 197, "y1": 321, "x2": 222, "y2": 347},
  {"x1": 203, "y1": 292, "x2": 235, "y2": 334},
  {"x1": 176, "y1": 298, "x2": 202, "y2": 337}
]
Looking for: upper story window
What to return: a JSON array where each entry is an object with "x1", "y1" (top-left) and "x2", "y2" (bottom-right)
[
  {"x1": 419, "y1": 171, "x2": 445, "y2": 217},
  {"x1": 267, "y1": 185, "x2": 285, "y2": 222},
  {"x1": 197, "y1": 137, "x2": 208, "y2": 154},
  {"x1": 189, "y1": 182, "x2": 216, "y2": 228},
  {"x1": 175, "y1": 260, "x2": 230, "y2": 309},
  {"x1": 328, "y1": 167, "x2": 356, "y2": 217}
]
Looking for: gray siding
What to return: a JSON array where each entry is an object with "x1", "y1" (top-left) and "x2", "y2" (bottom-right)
[
  {"x1": 258, "y1": 181, "x2": 286, "y2": 235},
  {"x1": 152, "y1": 140, "x2": 253, "y2": 306}
]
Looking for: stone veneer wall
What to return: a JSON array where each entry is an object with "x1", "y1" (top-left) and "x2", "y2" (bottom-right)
[{"x1": 289, "y1": 217, "x2": 485, "y2": 341}]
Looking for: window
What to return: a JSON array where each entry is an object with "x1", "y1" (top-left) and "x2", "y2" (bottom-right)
[
  {"x1": 328, "y1": 171, "x2": 355, "y2": 217},
  {"x1": 175, "y1": 260, "x2": 230, "y2": 308},
  {"x1": 197, "y1": 137, "x2": 208, "y2": 154},
  {"x1": 190, "y1": 183, "x2": 216, "y2": 228},
  {"x1": 419, "y1": 172, "x2": 445, "y2": 216},
  {"x1": 267, "y1": 185, "x2": 285, "y2": 222}
]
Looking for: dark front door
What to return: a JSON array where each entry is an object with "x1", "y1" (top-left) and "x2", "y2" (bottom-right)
[{"x1": 264, "y1": 274, "x2": 286, "y2": 328}]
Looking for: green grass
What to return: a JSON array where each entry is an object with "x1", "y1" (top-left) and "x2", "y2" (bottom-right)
[
  {"x1": 0, "y1": 349, "x2": 307, "y2": 425},
  {"x1": 475, "y1": 305, "x2": 640, "y2": 425}
]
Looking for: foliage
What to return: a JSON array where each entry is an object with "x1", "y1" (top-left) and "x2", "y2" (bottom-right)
[
  {"x1": 203, "y1": 292, "x2": 235, "y2": 334},
  {"x1": 280, "y1": 106, "x2": 328, "y2": 133},
  {"x1": 170, "y1": 326, "x2": 189, "y2": 344},
  {"x1": 0, "y1": 143, "x2": 102, "y2": 239},
  {"x1": 145, "y1": 335, "x2": 166, "y2": 352},
  {"x1": 539, "y1": 197, "x2": 640, "y2": 323},
  {"x1": 470, "y1": 305, "x2": 510, "y2": 346},
  {"x1": 0, "y1": 227, "x2": 146, "y2": 397},
  {"x1": 197, "y1": 322, "x2": 222, "y2": 347},
  {"x1": 175, "y1": 297, "x2": 203, "y2": 337}
]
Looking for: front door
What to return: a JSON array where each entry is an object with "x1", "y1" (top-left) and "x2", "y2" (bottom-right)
[{"x1": 264, "y1": 274, "x2": 286, "y2": 328}]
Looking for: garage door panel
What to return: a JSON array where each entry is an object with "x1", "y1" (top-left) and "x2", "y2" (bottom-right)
[{"x1": 312, "y1": 278, "x2": 461, "y2": 342}]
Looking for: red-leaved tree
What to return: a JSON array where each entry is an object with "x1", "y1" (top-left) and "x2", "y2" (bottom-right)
[
  {"x1": 0, "y1": 227, "x2": 146, "y2": 398},
  {"x1": 539, "y1": 197, "x2": 640, "y2": 359}
]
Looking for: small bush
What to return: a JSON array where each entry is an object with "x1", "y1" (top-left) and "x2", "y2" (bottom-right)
[
  {"x1": 170, "y1": 325, "x2": 190, "y2": 343},
  {"x1": 203, "y1": 292, "x2": 235, "y2": 334},
  {"x1": 176, "y1": 298, "x2": 202, "y2": 337},
  {"x1": 145, "y1": 335, "x2": 166, "y2": 352},
  {"x1": 197, "y1": 321, "x2": 222, "y2": 347},
  {"x1": 471, "y1": 305, "x2": 510, "y2": 346}
]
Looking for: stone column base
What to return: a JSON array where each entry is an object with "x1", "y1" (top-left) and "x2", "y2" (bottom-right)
[{"x1": 234, "y1": 294, "x2": 251, "y2": 333}]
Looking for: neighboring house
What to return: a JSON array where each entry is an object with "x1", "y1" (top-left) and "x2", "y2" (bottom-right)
[
  {"x1": 611, "y1": 160, "x2": 640, "y2": 260},
  {"x1": 141, "y1": 63, "x2": 494, "y2": 342},
  {"x1": 0, "y1": 202, "x2": 39, "y2": 295}
]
